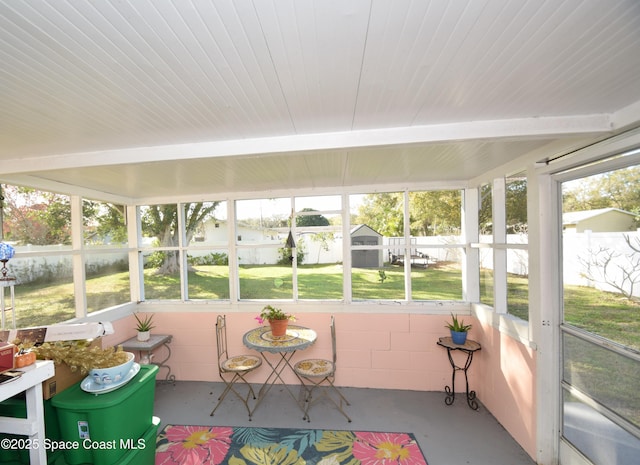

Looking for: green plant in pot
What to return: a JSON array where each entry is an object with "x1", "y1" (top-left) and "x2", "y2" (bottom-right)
[
  {"x1": 256, "y1": 305, "x2": 295, "y2": 337},
  {"x1": 134, "y1": 313, "x2": 155, "y2": 342},
  {"x1": 445, "y1": 313, "x2": 472, "y2": 345}
]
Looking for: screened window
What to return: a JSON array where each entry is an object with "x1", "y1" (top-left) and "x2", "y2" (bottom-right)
[
  {"x1": 475, "y1": 175, "x2": 529, "y2": 319},
  {"x1": 140, "y1": 204, "x2": 182, "y2": 300},
  {"x1": 350, "y1": 192, "x2": 404, "y2": 301},
  {"x1": 85, "y1": 253, "x2": 129, "y2": 313},
  {"x1": 83, "y1": 199, "x2": 129, "y2": 312},
  {"x1": 83, "y1": 200, "x2": 127, "y2": 248},
  {"x1": 506, "y1": 173, "x2": 529, "y2": 320},
  {"x1": 3, "y1": 186, "x2": 72, "y2": 248},
  {"x1": 3, "y1": 181, "x2": 491, "y2": 324},
  {"x1": 349, "y1": 190, "x2": 465, "y2": 302},
  {"x1": 16, "y1": 254, "x2": 76, "y2": 327},
  {"x1": 408, "y1": 190, "x2": 463, "y2": 301},
  {"x1": 295, "y1": 195, "x2": 343, "y2": 300},
  {"x1": 479, "y1": 251, "x2": 494, "y2": 307},
  {"x1": 560, "y1": 160, "x2": 640, "y2": 465},
  {"x1": 185, "y1": 201, "x2": 229, "y2": 300},
  {"x1": 562, "y1": 165, "x2": 640, "y2": 348},
  {"x1": 479, "y1": 182, "x2": 494, "y2": 306},
  {"x1": 236, "y1": 198, "x2": 291, "y2": 300},
  {"x1": 1, "y1": 185, "x2": 76, "y2": 326}
]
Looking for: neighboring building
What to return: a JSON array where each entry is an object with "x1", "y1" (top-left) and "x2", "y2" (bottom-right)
[
  {"x1": 202, "y1": 219, "x2": 279, "y2": 245},
  {"x1": 351, "y1": 224, "x2": 383, "y2": 268},
  {"x1": 197, "y1": 219, "x2": 281, "y2": 265},
  {"x1": 563, "y1": 208, "x2": 638, "y2": 233}
]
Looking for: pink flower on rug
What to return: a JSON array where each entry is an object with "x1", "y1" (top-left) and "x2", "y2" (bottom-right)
[
  {"x1": 178, "y1": 449, "x2": 204, "y2": 465},
  {"x1": 353, "y1": 432, "x2": 427, "y2": 465},
  {"x1": 156, "y1": 425, "x2": 233, "y2": 465}
]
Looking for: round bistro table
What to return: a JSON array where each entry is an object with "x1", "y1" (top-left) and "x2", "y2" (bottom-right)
[{"x1": 243, "y1": 324, "x2": 317, "y2": 416}]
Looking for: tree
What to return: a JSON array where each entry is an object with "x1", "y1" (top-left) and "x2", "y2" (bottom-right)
[
  {"x1": 84, "y1": 200, "x2": 127, "y2": 244},
  {"x1": 477, "y1": 178, "x2": 528, "y2": 235},
  {"x1": 296, "y1": 208, "x2": 330, "y2": 227},
  {"x1": 2, "y1": 186, "x2": 129, "y2": 247},
  {"x1": 355, "y1": 191, "x2": 462, "y2": 237},
  {"x1": 2, "y1": 185, "x2": 72, "y2": 245},
  {"x1": 409, "y1": 190, "x2": 461, "y2": 235},
  {"x1": 479, "y1": 183, "x2": 493, "y2": 235},
  {"x1": 505, "y1": 177, "x2": 528, "y2": 234},
  {"x1": 563, "y1": 166, "x2": 640, "y2": 219},
  {"x1": 141, "y1": 202, "x2": 221, "y2": 274},
  {"x1": 355, "y1": 192, "x2": 403, "y2": 236}
]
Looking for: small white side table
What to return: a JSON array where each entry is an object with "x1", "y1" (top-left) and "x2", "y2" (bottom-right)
[
  {"x1": 121, "y1": 334, "x2": 176, "y2": 383},
  {"x1": 0, "y1": 278, "x2": 16, "y2": 330},
  {"x1": 0, "y1": 360, "x2": 55, "y2": 465}
]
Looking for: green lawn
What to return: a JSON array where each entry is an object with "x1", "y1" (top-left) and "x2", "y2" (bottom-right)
[
  {"x1": 564, "y1": 284, "x2": 640, "y2": 351},
  {"x1": 564, "y1": 332, "x2": 640, "y2": 427},
  {"x1": 9, "y1": 264, "x2": 639, "y2": 352}
]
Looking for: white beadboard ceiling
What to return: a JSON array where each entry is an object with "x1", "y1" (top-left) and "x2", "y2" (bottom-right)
[{"x1": 1, "y1": 0, "x2": 640, "y2": 202}]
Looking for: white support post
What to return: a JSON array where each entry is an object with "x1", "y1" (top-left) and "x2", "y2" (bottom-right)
[
  {"x1": 71, "y1": 195, "x2": 86, "y2": 318},
  {"x1": 128, "y1": 205, "x2": 143, "y2": 302},
  {"x1": 493, "y1": 178, "x2": 507, "y2": 314},
  {"x1": 532, "y1": 171, "x2": 561, "y2": 465},
  {"x1": 463, "y1": 188, "x2": 480, "y2": 303}
]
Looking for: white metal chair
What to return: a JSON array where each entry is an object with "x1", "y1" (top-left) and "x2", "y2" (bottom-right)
[
  {"x1": 294, "y1": 315, "x2": 351, "y2": 422},
  {"x1": 210, "y1": 315, "x2": 262, "y2": 420}
]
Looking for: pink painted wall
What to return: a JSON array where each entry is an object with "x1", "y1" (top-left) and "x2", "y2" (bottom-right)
[
  {"x1": 473, "y1": 319, "x2": 537, "y2": 459},
  {"x1": 101, "y1": 317, "x2": 135, "y2": 348},
  {"x1": 106, "y1": 311, "x2": 535, "y2": 459},
  {"x1": 108, "y1": 312, "x2": 479, "y2": 391}
]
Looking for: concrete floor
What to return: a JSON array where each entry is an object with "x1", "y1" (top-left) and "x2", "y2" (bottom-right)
[{"x1": 154, "y1": 380, "x2": 536, "y2": 465}]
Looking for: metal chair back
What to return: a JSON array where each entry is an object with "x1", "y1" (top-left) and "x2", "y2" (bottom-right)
[
  {"x1": 293, "y1": 315, "x2": 351, "y2": 422},
  {"x1": 215, "y1": 314, "x2": 229, "y2": 372},
  {"x1": 210, "y1": 314, "x2": 262, "y2": 420},
  {"x1": 330, "y1": 315, "x2": 337, "y2": 366}
]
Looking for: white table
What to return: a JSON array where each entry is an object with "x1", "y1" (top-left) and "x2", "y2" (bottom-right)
[{"x1": 0, "y1": 360, "x2": 55, "y2": 465}]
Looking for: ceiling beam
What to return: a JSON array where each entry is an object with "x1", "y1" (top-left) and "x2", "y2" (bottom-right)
[
  {"x1": 2, "y1": 114, "x2": 611, "y2": 174},
  {"x1": 612, "y1": 100, "x2": 640, "y2": 131}
]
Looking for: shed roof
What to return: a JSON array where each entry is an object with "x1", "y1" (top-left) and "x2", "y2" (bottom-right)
[{"x1": 350, "y1": 225, "x2": 383, "y2": 237}]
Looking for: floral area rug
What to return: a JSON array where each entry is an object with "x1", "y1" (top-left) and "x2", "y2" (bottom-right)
[{"x1": 155, "y1": 425, "x2": 429, "y2": 465}]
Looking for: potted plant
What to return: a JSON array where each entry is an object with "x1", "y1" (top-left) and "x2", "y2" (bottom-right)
[
  {"x1": 256, "y1": 305, "x2": 295, "y2": 337},
  {"x1": 445, "y1": 313, "x2": 472, "y2": 345},
  {"x1": 134, "y1": 313, "x2": 155, "y2": 342}
]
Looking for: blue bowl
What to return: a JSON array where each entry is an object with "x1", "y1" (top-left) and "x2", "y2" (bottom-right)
[{"x1": 89, "y1": 352, "x2": 135, "y2": 385}]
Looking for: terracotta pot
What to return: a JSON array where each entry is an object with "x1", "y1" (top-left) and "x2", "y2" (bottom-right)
[{"x1": 269, "y1": 319, "x2": 289, "y2": 337}]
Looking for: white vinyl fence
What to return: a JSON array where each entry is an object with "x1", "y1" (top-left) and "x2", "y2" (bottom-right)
[
  {"x1": 5, "y1": 231, "x2": 639, "y2": 299},
  {"x1": 562, "y1": 230, "x2": 640, "y2": 298}
]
